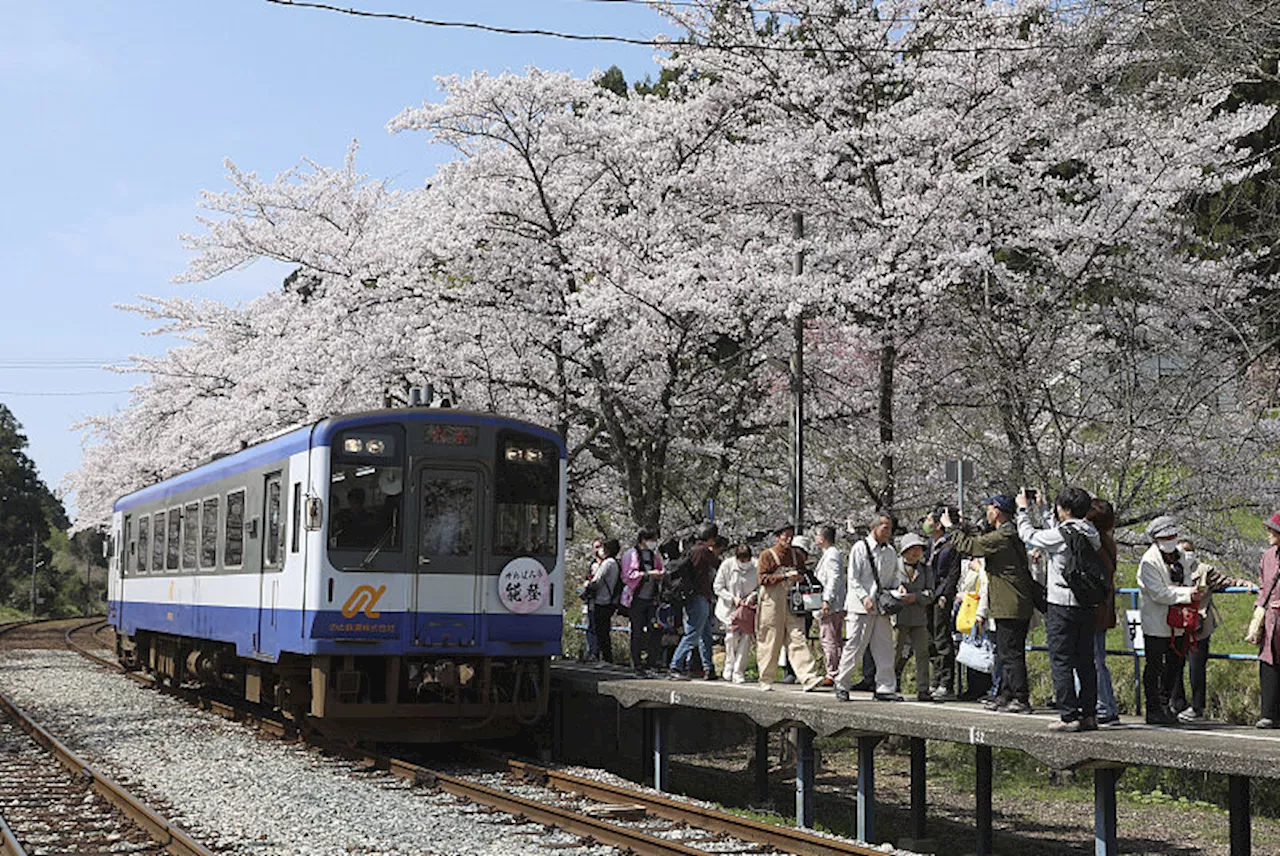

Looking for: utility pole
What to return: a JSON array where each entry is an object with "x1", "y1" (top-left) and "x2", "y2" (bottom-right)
[
  {"x1": 31, "y1": 530, "x2": 37, "y2": 618},
  {"x1": 790, "y1": 211, "x2": 805, "y2": 528}
]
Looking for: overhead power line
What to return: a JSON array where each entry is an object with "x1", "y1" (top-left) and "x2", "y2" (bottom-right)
[
  {"x1": 0, "y1": 390, "x2": 131, "y2": 397},
  {"x1": 266, "y1": 0, "x2": 1106, "y2": 54}
]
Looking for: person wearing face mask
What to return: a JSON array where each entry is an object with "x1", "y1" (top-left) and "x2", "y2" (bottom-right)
[
  {"x1": 714, "y1": 544, "x2": 759, "y2": 683},
  {"x1": 812, "y1": 524, "x2": 847, "y2": 686},
  {"x1": 621, "y1": 528, "x2": 666, "y2": 676},
  {"x1": 582, "y1": 539, "x2": 605, "y2": 662},
  {"x1": 585, "y1": 538, "x2": 622, "y2": 664},
  {"x1": 1168, "y1": 538, "x2": 1257, "y2": 723},
  {"x1": 1137, "y1": 516, "x2": 1204, "y2": 725}
]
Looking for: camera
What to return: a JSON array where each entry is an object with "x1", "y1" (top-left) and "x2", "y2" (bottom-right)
[{"x1": 1024, "y1": 488, "x2": 1037, "y2": 503}]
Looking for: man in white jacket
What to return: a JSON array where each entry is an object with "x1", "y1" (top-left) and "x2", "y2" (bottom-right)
[
  {"x1": 812, "y1": 524, "x2": 846, "y2": 686},
  {"x1": 835, "y1": 513, "x2": 901, "y2": 702},
  {"x1": 1016, "y1": 486, "x2": 1102, "y2": 732}
]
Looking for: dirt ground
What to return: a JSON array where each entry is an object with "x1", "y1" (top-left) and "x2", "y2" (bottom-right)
[{"x1": 662, "y1": 738, "x2": 1280, "y2": 856}]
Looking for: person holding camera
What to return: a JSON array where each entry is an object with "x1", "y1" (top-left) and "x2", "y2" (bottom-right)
[
  {"x1": 755, "y1": 523, "x2": 823, "y2": 692},
  {"x1": 835, "y1": 512, "x2": 902, "y2": 702},
  {"x1": 941, "y1": 496, "x2": 1035, "y2": 712},
  {"x1": 584, "y1": 538, "x2": 622, "y2": 664},
  {"x1": 925, "y1": 508, "x2": 962, "y2": 701},
  {"x1": 1017, "y1": 487, "x2": 1103, "y2": 732}
]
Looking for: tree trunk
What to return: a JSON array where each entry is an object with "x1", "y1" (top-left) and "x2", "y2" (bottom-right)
[{"x1": 877, "y1": 341, "x2": 896, "y2": 511}]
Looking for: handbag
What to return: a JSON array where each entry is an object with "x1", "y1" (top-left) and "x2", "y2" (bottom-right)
[
  {"x1": 788, "y1": 580, "x2": 823, "y2": 615},
  {"x1": 1247, "y1": 565, "x2": 1280, "y2": 645},
  {"x1": 955, "y1": 592, "x2": 981, "y2": 634},
  {"x1": 730, "y1": 601, "x2": 757, "y2": 633},
  {"x1": 858, "y1": 541, "x2": 905, "y2": 616},
  {"x1": 956, "y1": 628, "x2": 995, "y2": 673}
]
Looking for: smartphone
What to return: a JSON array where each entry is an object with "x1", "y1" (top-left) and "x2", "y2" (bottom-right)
[{"x1": 1024, "y1": 488, "x2": 1037, "y2": 503}]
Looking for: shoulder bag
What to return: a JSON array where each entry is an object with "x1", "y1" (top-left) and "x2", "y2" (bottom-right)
[{"x1": 861, "y1": 541, "x2": 905, "y2": 616}]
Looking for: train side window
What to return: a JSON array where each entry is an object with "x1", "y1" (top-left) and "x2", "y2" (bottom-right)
[
  {"x1": 138, "y1": 515, "x2": 150, "y2": 575},
  {"x1": 166, "y1": 507, "x2": 181, "y2": 570},
  {"x1": 153, "y1": 512, "x2": 166, "y2": 572},
  {"x1": 124, "y1": 516, "x2": 134, "y2": 576},
  {"x1": 224, "y1": 490, "x2": 246, "y2": 568},
  {"x1": 200, "y1": 496, "x2": 219, "y2": 570},
  {"x1": 182, "y1": 501, "x2": 199, "y2": 571},
  {"x1": 264, "y1": 473, "x2": 283, "y2": 569},
  {"x1": 291, "y1": 482, "x2": 301, "y2": 554}
]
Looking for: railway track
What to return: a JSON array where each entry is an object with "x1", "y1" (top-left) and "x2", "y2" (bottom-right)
[
  {"x1": 10, "y1": 618, "x2": 889, "y2": 856},
  {"x1": 0, "y1": 619, "x2": 214, "y2": 856}
]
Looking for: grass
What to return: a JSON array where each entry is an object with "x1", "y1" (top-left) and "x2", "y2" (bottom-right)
[{"x1": 0, "y1": 606, "x2": 28, "y2": 623}]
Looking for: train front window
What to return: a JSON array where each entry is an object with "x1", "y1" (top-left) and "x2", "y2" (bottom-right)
[
  {"x1": 419, "y1": 473, "x2": 476, "y2": 557},
  {"x1": 494, "y1": 431, "x2": 559, "y2": 556},
  {"x1": 328, "y1": 426, "x2": 404, "y2": 554}
]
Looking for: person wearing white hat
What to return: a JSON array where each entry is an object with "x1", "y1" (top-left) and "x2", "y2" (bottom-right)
[
  {"x1": 893, "y1": 533, "x2": 934, "y2": 700},
  {"x1": 1136, "y1": 515, "x2": 1203, "y2": 725}
]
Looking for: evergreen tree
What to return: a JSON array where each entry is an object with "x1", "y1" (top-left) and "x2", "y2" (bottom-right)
[{"x1": 0, "y1": 404, "x2": 67, "y2": 609}]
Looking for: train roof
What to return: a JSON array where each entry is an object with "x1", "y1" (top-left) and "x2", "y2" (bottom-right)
[{"x1": 113, "y1": 409, "x2": 563, "y2": 513}]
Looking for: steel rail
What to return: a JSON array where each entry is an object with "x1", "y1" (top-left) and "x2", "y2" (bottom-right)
[
  {"x1": 508, "y1": 759, "x2": 884, "y2": 856},
  {"x1": 0, "y1": 813, "x2": 26, "y2": 856},
  {"x1": 0, "y1": 620, "x2": 216, "y2": 856},
  {"x1": 358, "y1": 752, "x2": 716, "y2": 856}
]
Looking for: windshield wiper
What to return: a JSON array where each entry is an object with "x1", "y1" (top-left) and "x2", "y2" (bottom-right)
[{"x1": 360, "y1": 510, "x2": 398, "y2": 569}]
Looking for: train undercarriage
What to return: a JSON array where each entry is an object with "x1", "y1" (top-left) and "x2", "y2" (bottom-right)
[{"x1": 117, "y1": 631, "x2": 549, "y2": 742}]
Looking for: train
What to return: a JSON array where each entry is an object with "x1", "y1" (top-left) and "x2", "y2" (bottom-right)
[{"x1": 106, "y1": 406, "x2": 565, "y2": 741}]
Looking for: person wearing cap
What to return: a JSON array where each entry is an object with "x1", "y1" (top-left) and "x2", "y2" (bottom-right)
[
  {"x1": 892, "y1": 533, "x2": 934, "y2": 700},
  {"x1": 755, "y1": 523, "x2": 823, "y2": 692},
  {"x1": 777, "y1": 533, "x2": 817, "y2": 684},
  {"x1": 835, "y1": 512, "x2": 902, "y2": 702},
  {"x1": 1136, "y1": 515, "x2": 1204, "y2": 725},
  {"x1": 1016, "y1": 486, "x2": 1103, "y2": 731},
  {"x1": 941, "y1": 495, "x2": 1036, "y2": 713},
  {"x1": 1252, "y1": 513, "x2": 1280, "y2": 728},
  {"x1": 812, "y1": 524, "x2": 846, "y2": 686}
]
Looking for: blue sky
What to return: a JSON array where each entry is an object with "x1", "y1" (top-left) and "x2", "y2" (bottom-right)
[{"x1": 0, "y1": 0, "x2": 667, "y2": 515}]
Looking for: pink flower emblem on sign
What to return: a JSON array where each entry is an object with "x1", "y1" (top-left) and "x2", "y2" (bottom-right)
[{"x1": 498, "y1": 557, "x2": 549, "y2": 614}]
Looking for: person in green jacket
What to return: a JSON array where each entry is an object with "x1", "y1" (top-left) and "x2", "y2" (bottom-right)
[{"x1": 942, "y1": 495, "x2": 1036, "y2": 713}]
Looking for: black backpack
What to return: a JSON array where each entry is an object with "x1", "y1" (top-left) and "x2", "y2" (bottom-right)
[
  {"x1": 660, "y1": 552, "x2": 698, "y2": 605},
  {"x1": 1061, "y1": 525, "x2": 1108, "y2": 607}
]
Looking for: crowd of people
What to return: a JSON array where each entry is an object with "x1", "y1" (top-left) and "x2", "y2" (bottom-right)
[{"x1": 580, "y1": 490, "x2": 1280, "y2": 731}]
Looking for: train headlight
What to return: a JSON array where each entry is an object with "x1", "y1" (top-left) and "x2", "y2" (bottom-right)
[
  {"x1": 365, "y1": 438, "x2": 386, "y2": 455},
  {"x1": 524, "y1": 448, "x2": 543, "y2": 463},
  {"x1": 505, "y1": 446, "x2": 523, "y2": 461},
  {"x1": 344, "y1": 438, "x2": 363, "y2": 453}
]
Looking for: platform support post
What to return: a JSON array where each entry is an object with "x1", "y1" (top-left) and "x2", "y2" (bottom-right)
[
  {"x1": 651, "y1": 708, "x2": 671, "y2": 792},
  {"x1": 795, "y1": 726, "x2": 815, "y2": 828},
  {"x1": 1094, "y1": 766, "x2": 1120, "y2": 856},
  {"x1": 976, "y1": 744, "x2": 993, "y2": 856},
  {"x1": 753, "y1": 724, "x2": 771, "y2": 804},
  {"x1": 550, "y1": 689, "x2": 563, "y2": 761},
  {"x1": 1229, "y1": 775, "x2": 1251, "y2": 856},
  {"x1": 910, "y1": 736, "x2": 927, "y2": 839},
  {"x1": 857, "y1": 735, "x2": 877, "y2": 843}
]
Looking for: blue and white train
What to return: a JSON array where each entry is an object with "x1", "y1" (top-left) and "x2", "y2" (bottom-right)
[{"x1": 107, "y1": 407, "x2": 565, "y2": 741}]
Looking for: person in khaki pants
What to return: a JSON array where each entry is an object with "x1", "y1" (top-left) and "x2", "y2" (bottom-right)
[{"x1": 755, "y1": 523, "x2": 823, "y2": 692}]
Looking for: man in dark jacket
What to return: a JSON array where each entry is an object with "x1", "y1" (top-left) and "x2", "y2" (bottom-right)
[
  {"x1": 943, "y1": 495, "x2": 1036, "y2": 712},
  {"x1": 926, "y1": 509, "x2": 962, "y2": 702}
]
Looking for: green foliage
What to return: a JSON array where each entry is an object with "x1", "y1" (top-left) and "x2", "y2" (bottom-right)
[{"x1": 0, "y1": 403, "x2": 81, "y2": 615}]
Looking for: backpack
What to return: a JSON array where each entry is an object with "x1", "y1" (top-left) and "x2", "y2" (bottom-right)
[
  {"x1": 1060, "y1": 525, "x2": 1109, "y2": 607},
  {"x1": 660, "y1": 552, "x2": 698, "y2": 605}
]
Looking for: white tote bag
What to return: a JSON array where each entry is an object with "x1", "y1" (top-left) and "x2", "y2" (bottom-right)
[{"x1": 956, "y1": 629, "x2": 995, "y2": 674}]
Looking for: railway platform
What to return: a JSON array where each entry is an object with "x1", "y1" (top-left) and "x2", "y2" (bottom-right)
[{"x1": 552, "y1": 661, "x2": 1277, "y2": 856}]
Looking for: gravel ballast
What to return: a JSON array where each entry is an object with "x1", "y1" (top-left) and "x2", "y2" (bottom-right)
[{"x1": 0, "y1": 650, "x2": 617, "y2": 856}]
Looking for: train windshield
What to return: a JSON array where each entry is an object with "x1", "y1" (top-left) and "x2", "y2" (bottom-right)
[
  {"x1": 328, "y1": 427, "x2": 404, "y2": 552},
  {"x1": 494, "y1": 431, "x2": 559, "y2": 556}
]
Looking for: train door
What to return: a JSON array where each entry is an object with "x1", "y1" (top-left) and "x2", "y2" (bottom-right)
[
  {"x1": 411, "y1": 468, "x2": 481, "y2": 647},
  {"x1": 257, "y1": 471, "x2": 284, "y2": 654}
]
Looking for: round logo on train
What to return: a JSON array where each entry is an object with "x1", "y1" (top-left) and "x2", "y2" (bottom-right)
[{"x1": 498, "y1": 557, "x2": 550, "y2": 614}]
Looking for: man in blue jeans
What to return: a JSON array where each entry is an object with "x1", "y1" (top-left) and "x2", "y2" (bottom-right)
[
  {"x1": 670, "y1": 524, "x2": 723, "y2": 680},
  {"x1": 1017, "y1": 486, "x2": 1102, "y2": 732}
]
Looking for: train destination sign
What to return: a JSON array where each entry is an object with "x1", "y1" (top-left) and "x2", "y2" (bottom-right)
[{"x1": 425, "y1": 424, "x2": 479, "y2": 446}]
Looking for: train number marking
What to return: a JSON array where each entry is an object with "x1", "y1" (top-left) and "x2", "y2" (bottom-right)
[{"x1": 341, "y1": 585, "x2": 387, "y2": 618}]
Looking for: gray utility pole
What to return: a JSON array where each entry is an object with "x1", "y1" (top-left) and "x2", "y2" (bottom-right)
[
  {"x1": 790, "y1": 212, "x2": 805, "y2": 528},
  {"x1": 30, "y1": 531, "x2": 36, "y2": 618}
]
